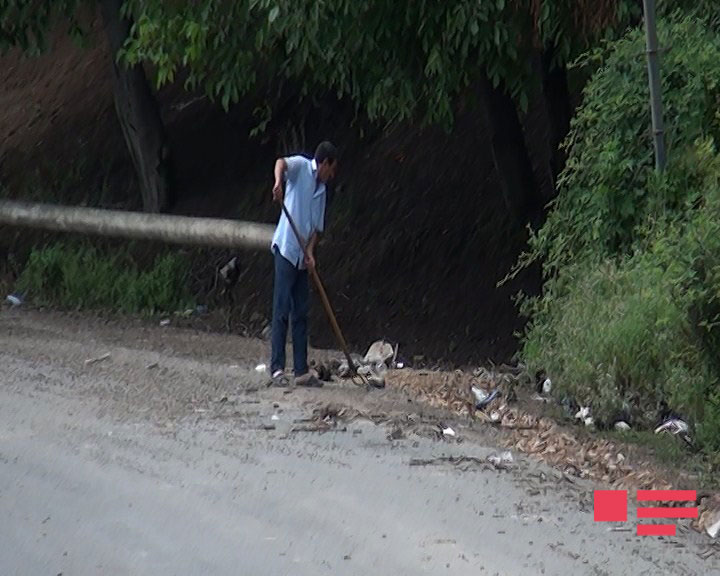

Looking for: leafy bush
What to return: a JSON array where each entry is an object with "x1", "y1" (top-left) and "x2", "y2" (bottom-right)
[
  {"x1": 517, "y1": 15, "x2": 720, "y2": 453},
  {"x1": 526, "y1": 16, "x2": 720, "y2": 275},
  {"x1": 17, "y1": 243, "x2": 191, "y2": 314},
  {"x1": 523, "y1": 161, "x2": 720, "y2": 437}
]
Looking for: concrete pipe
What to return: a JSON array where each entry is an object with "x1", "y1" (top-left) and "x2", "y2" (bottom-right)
[{"x1": 0, "y1": 200, "x2": 274, "y2": 251}]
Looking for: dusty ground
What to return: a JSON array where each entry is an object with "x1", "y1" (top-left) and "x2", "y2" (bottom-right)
[{"x1": 1, "y1": 308, "x2": 717, "y2": 575}]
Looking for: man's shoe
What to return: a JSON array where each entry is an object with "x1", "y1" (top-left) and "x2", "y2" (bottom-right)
[
  {"x1": 294, "y1": 371, "x2": 323, "y2": 388},
  {"x1": 268, "y1": 369, "x2": 290, "y2": 388}
]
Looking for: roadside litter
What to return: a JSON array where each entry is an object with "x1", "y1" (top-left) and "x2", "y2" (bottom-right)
[
  {"x1": 5, "y1": 293, "x2": 22, "y2": 306},
  {"x1": 335, "y1": 340, "x2": 400, "y2": 388},
  {"x1": 655, "y1": 418, "x2": 693, "y2": 446},
  {"x1": 487, "y1": 451, "x2": 514, "y2": 470},
  {"x1": 84, "y1": 353, "x2": 110, "y2": 366},
  {"x1": 219, "y1": 256, "x2": 240, "y2": 288},
  {"x1": 698, "y1": 495, "x2": 720, "y2": 539},
  {"x1": 384, "y1": 363, "x2": 720, "y2": 540},
  {"x1": 160, "y1": 319, "x2": 171, "y2": 327},
  {"x1": 442, "y1": 426, "x2": 456, "y2": 438},
  {"x1": 575, "y1": 406, "x2": 594, "y2": 427},
  {"x1": 542, "y1": 378, "x2": 552, "y2": 394},
  {"x1": 364, "y1": 340, "x2": 394, "y2": 366},
  {"x1": 472, "y1": 386, "x2": 500, "y2": 409},
  {"x1": 409, "y1": 455, "x2": 488, "y2": 471},
  {"x1": 707, "y1": 515, "x2": 720, "y2": 539},
  {"x1": 255, "y1": 363, "x2": 267, "y2": 373}
]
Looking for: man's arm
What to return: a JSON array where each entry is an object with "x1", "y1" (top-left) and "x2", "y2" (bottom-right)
[
  {"x1": 272, "y1": 158, "x2": 287, "y2": 203},
  {"x1": 305, "y1": 187, "x2": 326, "y2": 270},
  {"x1": 305, "y1": 232, "x2": 319, "y2": 270}
]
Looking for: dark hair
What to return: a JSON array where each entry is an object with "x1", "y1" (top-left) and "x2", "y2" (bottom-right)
[{"x1": 314, "y1": 141, "x2": 337, "y2": 165}]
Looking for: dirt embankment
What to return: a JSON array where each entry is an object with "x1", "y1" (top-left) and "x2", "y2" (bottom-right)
[{"x1": 0, "y1": 18, "x2": 540, "y2": 365}]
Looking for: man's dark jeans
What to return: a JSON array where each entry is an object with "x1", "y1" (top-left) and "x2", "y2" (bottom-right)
[{"x1": 271, "y1": 248, "x2": 309, "y2": 376}]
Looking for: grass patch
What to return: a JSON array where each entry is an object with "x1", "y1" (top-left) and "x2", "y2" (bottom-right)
[
  {"x1": 17, "y1": 242, "x2": 192, "y2": 314},
  {"x1": 607, "y1": 429, "x2": 720, "y2": 490}
]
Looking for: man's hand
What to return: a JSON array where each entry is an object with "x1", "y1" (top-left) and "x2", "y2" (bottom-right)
[
  {"x1": 304, "y1": 250, "x2": 316, "y2": 271},
  {"x1": 272, "y1": 179, "x2": 284, "y2": 203}
]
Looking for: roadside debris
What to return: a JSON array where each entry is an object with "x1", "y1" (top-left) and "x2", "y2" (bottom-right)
[
  {"x1": 542, "y1": 378, "x2": 552, "y2": 394},
  {"x1": 255, "y1": 363, "x2": 267, "y2": 373},
  {"x1": 487, "y1": 451, "x2": 514, "y2": 470},
  {"x1": 655, "y1": 418, "x2": 693, "y2": 446},
  {"x1": 364, "y1": 340, "x2": 394, "y2": 366},
  {"x1": 5, "y1": 293, "x2": 22, "y2": 306},
  {"x1": 333, "y1": 340, "x2": 401, "y2": 388},
  {"x1": 472, "y1": 386, "x2": 488, "y2": 404},
  {"x1": 442, "y1": 426, "x2": 456, "y2": 438},
  {"x1": 698, "y1": 495, "x2": 720, "y2": 539},
  {"x1": 707, "y1": 516, "x2": 720, "y2": 539},
  {"x1": 575, "y1": 406, "x2": 594, "y2": 427},
  {"x1": 338, "y1": 353, "x2": 365, "y2": 378},
  {"x1": 219, "y1": 256, "x2": 241, "y2": 288},
  {"x1": 160, "y1": 319, "x2": 171, "y2": 327},
  {"x1": 146, "y1": 362, "x2": 159, "y2": 370},
  {"x1": 409, "y1": 455, "x2": 489, "y2": 471},
  {"x1": 384, "y1": 363, "x2": 720, "y2": 540},
  {"x1": 358, "y1": 362, "x2": 387, "y2": 388},
  {"x1": 386, "y1": 369, "x2": 476, "y2": 416},
  {"x1": 84, "y1": 353, "x2": 110, "y2": 366},
  {"x1": 473, "y1": 386, "x2": 500, "y2": 409}
]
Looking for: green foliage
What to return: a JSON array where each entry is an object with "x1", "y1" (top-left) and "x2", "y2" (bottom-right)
[
  {"x1": 120, "y1": 1, "x2": 639, "y2": 124},
  {"x1": 518, "y1": 14, "x2": 720, "y2": 453},
  {"x1": 522, "y1": 158, "x2": 720, "y2": 449},
  {"x1": 18, "y1": 243, "x2": 191, "y2": 314},
  {"x1": 0, "y1": 0, "x2": 85, "y2": 55},
  {"x1": 525, "y1": 16, "x2": 720, "y2": 276}
]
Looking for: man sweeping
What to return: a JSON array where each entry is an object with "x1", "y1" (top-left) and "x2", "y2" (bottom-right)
[{"x1": 269, "y1": 141, "x2": 338, "y2": 387}]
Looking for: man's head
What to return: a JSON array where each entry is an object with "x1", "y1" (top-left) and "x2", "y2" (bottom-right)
[{"x1": 314, "y1": 141, "x2": 338, "y2": 183}]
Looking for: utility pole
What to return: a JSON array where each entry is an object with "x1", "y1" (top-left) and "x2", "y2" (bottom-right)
[{"x1": 643, "y1": 0, "x2": 667, "y2": 171}]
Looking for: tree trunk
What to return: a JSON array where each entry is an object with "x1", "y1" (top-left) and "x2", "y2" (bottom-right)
[
  {"x1": 100, "y1": 0, "x2": 171, "y2": 213},
  {"x1": 515, "y1": 50, "x2": 573, "y2": 225},
  {"x1": 541, "y1": 50, "x2": 572, "y2": 178},
  {"x1": 519, "y1": 52, "x2": 557, "y2": 212},
  {"x1": 477, "y1": 76, "x2": 537, "y2": 225}
]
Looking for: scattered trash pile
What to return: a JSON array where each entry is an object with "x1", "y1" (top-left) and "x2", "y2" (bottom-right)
[
  {"x1": 311, "y1": 339, "x2": 402, "y2": 388},
  {"x1": 385, "y1": 369, "x2": 477, "y2": 416},
  {"x1": 382, "y1": 362, "x2": 720, "y2": 540}
]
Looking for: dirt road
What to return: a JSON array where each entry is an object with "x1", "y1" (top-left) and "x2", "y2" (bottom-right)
[{"x1": 1, "y1": 309, "x2": 716, "y2": 575}]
